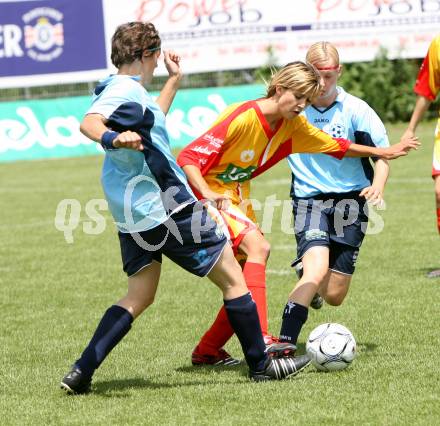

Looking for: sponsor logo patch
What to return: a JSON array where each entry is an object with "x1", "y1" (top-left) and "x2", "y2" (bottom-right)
[
  {"x1": 216, "y1": 163, "x2": 256, "y2": 183},
  {"x1": 304, "y1": 229, "x2": 328, "y2": 241}
]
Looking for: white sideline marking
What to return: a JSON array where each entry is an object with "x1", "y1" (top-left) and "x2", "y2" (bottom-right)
[
  {"x1": 0, "y1": 186, "x2": 92, "y2": 193},
  {"x1": 388, "y1": 177, "x2": 431, "y2": 184},
  {"x1": 273, "y1": 245, "x2": 292, "y2": 251},
  {"x1": 256, "y1": 178, "x2": 291, "y2": 186},
  {"x1": 256, "y1": 177, "x2": 431, "y2": 187},
  {"x1": 266, "y1": 269, "x2": 291, "y2": 276}
]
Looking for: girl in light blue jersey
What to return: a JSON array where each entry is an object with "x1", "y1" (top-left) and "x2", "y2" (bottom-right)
[{"x1": 278, "y1": 41, "x2": 391, "y2": 349}]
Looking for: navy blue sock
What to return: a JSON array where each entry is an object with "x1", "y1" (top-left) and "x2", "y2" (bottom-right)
[
  {"x1": 279, "y1": 301, "x2": 308, "y2": 345},
  {"x1": 224, "y1": 293, "x2": 267, "y2": 372},
  {"x1": 75, "y1": 305, "x2": 133, "y2": 377}
]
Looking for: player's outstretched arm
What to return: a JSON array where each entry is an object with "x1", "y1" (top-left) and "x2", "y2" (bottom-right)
[
  {"x1": 80, "y1": 114, "x2": 143, "y2": 151},
  {"x1": 345, "y1": 136, "x2": 419, "y2": 160}
]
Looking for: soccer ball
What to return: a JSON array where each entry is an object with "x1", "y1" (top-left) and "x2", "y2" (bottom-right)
[{"x1": 306, "y1": 323, "x2": 356, "y2": 371}]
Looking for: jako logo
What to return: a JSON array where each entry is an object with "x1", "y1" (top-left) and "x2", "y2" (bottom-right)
[{"x1": 23, "y1": 7, "x2": 64, "y2": 62}]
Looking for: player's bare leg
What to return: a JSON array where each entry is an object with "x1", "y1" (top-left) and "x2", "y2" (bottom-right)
[
  {"x1": 427, "y1": 175, "x2": 440, "y2": 278},
  {"x1": 61, "y1": 263, "x2": 161, "y2": 394},
  {"x1": 288, "y1": 246, "x2": 329, "y2": 306},
  {"x1": 275, "y1": 246, "x2": 329, "y2": 354},
  {"x1": 318, "y1": 271, "x2": 352, "y2": 306},
  {"x1": 435, "y1": 175, "x2": 440, "y2": 235},
  {"x1": 192, "y1": 228, "x2": 273, "y2": 365},
  {"x1": 117, "y1": 261, "x2": 161, "y2": 318},
  {"x1": 208, "y1": 244, "x2": 310, "y2": 378},
  {"x1": 207, "y1": 243, "x2": 249, "y2": 299}
]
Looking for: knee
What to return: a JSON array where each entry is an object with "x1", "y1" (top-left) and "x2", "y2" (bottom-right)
[
  {"x1": 248, "y1": 239, "x2": 271, "y2": 261},
  {"x1": 142, "y1": 294, "x2": 155, "y2": 310},
  {"x1": 302, "y1": 271, "x2": 327, "y2": 290},
  {"x1": 129, "y1": 294, "x2": 155, "y2": 317},
  {"x1": 435, "y1": 178, "x2": 440, "y2": 200},
  {"x1": 324, "y1": 294, "x2": 345, "y2": 306}
]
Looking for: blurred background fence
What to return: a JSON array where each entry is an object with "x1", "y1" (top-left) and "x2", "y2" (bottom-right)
[{"x1": 2, "y1": 53, "x2": 438, "y2": 123}]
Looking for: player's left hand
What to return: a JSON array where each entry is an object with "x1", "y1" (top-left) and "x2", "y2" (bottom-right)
[
  {"x1": 163, "y1": 50, "x2": 182, "y2": 79},
  {"x1": 360, "y1": 185, "x2": 384, "y2": 207}
]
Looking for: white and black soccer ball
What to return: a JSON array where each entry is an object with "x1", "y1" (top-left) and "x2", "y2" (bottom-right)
[{"x1": 306, "y1": 323, "x2": 356, "y2": 371}]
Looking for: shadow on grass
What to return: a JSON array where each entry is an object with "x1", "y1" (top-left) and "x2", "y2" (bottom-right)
[
  {"x1": 175, "y1": 362, "x2": 247, "y2": 376},
  {"x1": 357, "y1": 342, "x2": 377, "y2": 353},
  {"x1": 93, "y1": 377, "x2": 177, "y2": 396},
  {"x1": 419, "y1": 267, "x2": 440, "y2": 278},
  {"x1": 92, "y1": 369, "x2": 250, "y2": 396}
]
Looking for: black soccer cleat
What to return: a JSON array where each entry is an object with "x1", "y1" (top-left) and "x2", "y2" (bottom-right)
[
  {"x1": 310, "y1": 293, "x2": 324, "y2": 310},
  {"x1": 249, "y1": 354, "x2": 311, "y2": 381},
  {"x1": 191, "y1": 347, "x2": 241, "y2": 367},
  {"x1": 60, "y1": 366, "x2": 92, "y2": 395},
  {"x1": 266, "y1": 342, "x2": 297, "y2": 358},
  {"x1": 294, "y1": 262, "x2": 304, "y2": 279}
]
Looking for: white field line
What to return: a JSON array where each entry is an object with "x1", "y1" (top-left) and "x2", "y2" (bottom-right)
[
  {"x1": 257, "y1": 177, "x2": 432, "y2": 186},
  {"x1": 0, "y1": 217, "x2": 111, "y2": 230},
  {"x1": 273, "y1": 244, "x2": 293, "y2": 250},
  {"x1": 0, "y1": 176, "x2": 431, "y2": 193},
  {"x1": 266, "y1": 269, "x2": 292, "y2": 276}
]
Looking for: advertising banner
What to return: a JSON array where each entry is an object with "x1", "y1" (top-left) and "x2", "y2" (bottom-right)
[
  {"x1": 0, "y1": 84, "x2": 263, "y2": 162},
  {"x1": 1, "y1": 1, "x2": 439, "y2": 88},
  {"x1": 103, "y1": 0, "x2": 440, "y2": 75},
  {"x1": 0, "y1": 0, "x2": 107, "y2": 88}
]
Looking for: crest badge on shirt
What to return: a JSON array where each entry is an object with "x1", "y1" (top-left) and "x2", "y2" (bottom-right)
[
  {"x1": 240, "y1": 150, "x2": 255, "y2": 162},
  {"x1": 328, "y1": 123, "x2": 346, "y2": 138}
]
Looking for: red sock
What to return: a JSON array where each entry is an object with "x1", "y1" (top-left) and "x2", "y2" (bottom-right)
[
  {"x1": 196, "y1": 262, "x2": 268, "y2": 355},
  {"x1": 437, "y1": 208, "x2": 440, "y2": 234},
  {"x1": 196, "y1": 306, "x2": 234, "y2": 355},
  {"x1": 243, "y1": 262, "x2": 268, "y2": 336}
]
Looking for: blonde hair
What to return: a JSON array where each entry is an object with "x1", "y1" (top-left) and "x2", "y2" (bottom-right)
[
  {"x1": 306, "y1": 41, "x2": 339, "y2": 67},
  {"x1": 266, "y1": 61, "x2": 321, "y2": 102}
]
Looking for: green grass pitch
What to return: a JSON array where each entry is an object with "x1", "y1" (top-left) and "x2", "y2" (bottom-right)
[{"x1": 0, "y1": 121, "x2": 439, "y2": 425}]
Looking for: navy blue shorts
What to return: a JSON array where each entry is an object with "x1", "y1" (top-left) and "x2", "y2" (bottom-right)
[
  {"x1": 291, "y1": 192, "x2": 368, "y2": 275},
  {"x1": 118, "y1": 202, "x2": 227, "y2": 277}
]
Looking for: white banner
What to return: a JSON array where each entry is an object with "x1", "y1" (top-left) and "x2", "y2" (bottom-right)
[
  {"x1": 1, "y1": 0, "x2": 439, "y2": 88},
  {"x1": 103, "y1": 0, "x2": 440, "y2": 75}
]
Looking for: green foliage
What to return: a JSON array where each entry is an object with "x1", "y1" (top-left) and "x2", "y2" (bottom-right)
[
  {"x1": 339, "y1": 48, "x2": 440, "y2": 123},
  {"x1": 253, "y1": 45, "x2": 279, "y2": 86},
  {"x1": 252, "y1": 46, "x2": 440, "y2": 124}
]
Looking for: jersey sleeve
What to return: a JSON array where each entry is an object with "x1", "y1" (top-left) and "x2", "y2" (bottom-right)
[
  {"x1": 352, "y1": 102, "x2": 389, "y2": 149},
  {"x1": 87, "y1": 79, "x2": 145, "y2": 130},
  {"x1": 177, "y1": 103, "x2": 246, "y2": 175},
  {"x1": 414, "y1": 36, "x2": 440, "y2": 101},
  {"x1": 251, "y1": 117, "x2": 351, "y2": 179},
  {"x1": 290, "y1": 117, "x2": 351, "y2": 158}
]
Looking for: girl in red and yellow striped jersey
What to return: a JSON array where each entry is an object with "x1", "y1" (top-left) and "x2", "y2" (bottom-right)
[
  {"x1": 402, "y1": 34, "x2": 440, "y2": 237},
  {"x1": 178, "y1": 62, "x2": 419, "y2": 363}
]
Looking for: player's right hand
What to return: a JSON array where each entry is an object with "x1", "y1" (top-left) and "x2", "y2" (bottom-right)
[
  {"x1": 382, "y1": 136, "x2": 420, "y2": 159},
  {"x1": 200, "y1": 188, "x2": 231, "y2": 211},
  {"x1": 112, "y1": 131, "x2": 143, "y2": 151}
]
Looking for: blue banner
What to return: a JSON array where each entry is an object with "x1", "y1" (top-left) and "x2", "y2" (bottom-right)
[{"x1": 0, "y1": 0, "x2": 106, "y2": 77}]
